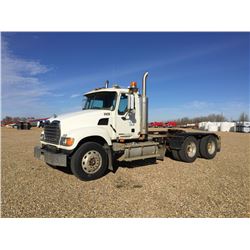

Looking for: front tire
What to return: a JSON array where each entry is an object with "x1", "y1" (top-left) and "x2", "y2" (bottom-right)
[{"x1": 71, "y1": 142, "x2": 108, "y2": 181}]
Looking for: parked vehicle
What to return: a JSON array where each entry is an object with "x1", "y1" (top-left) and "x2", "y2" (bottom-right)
[
  {"x1": 27, "y1": 117, "x2": 49, "y2": 127},
  {"x1": 236, "y1": 121, "x2": 250, "y2": 133},
  {"x1": 34, "y1": 72, "x2": 221, "y2": 181},
  {"x1": 17, "y1": 121, "x2": 31, "y2": 130},
  {"x1": 165, "y1": 121, "x2": 177, "y2": 128},
  {"x1": 149, "y1": 121, "x2": 177, "y2": 128},
  {"x1": 149, "y1": 121, "x2": 164, "y2": 128},
  {"x1": 12, "y1": 124, "x2": 18, "y2": 129}
]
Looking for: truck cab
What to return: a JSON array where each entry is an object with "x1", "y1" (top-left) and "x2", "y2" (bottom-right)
[
  {"x1": 39, "y1": 85, "x2": 142, "y2": 152},
  {"x1": 82, "y1": 86, "x2": 141, "y2": 141}
]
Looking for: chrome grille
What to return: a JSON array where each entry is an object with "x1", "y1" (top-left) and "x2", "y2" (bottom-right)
[{"x1": 44, "y1": 120, "x2": 60, "y2": 144}]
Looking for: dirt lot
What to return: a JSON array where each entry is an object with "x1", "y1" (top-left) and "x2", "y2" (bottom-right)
[{"x1": 1, "y1": 127, "x2": 249, "y2": 217}]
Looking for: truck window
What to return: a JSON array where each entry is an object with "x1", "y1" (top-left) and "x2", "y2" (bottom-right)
[
  {"x1": 83, "y1": 92, "x2": 117, "y2": 110},
  {"x1": 118, "y1": 94, "x2": 128, "y2": 115}
]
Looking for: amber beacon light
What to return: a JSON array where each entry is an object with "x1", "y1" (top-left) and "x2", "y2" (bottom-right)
[{"x1": 130, "y1": 81, "x2": 137, "y2": 88}]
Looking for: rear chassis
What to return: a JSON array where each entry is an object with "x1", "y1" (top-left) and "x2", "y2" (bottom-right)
[{"x1": 149, "y1": 129, "x2": 221, "y2": 153}]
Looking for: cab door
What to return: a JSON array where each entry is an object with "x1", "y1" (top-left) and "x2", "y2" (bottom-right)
[{"x1": 115, "y1": 93, "x2": 136, "y2": 139}]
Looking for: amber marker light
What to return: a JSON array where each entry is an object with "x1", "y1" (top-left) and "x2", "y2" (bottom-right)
[
  {"x1": 65, "y1": 138, "x2": 74, "y2": 146},
  {"x1": 61, "y1": 137, "x2": 75, "y2": 146},
  {"x1": 130, "y1": 81, "x2": 137, "y2": 88}
]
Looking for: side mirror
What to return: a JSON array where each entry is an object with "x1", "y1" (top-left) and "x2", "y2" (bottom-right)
[{"x1": 127, "y1": 94, "x2": 135, "y2": 111}]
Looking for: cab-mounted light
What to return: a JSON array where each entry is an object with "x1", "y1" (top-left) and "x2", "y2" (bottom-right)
[
  {"x1": 130, "y1": 81, "x2": 137, "y2": 88},
  {"x1": 129, "y1": 81, "x2": 138, "y2": 93}
]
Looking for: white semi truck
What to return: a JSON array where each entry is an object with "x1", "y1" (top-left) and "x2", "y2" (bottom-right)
[{"x1": 34, "y1": 72, "x2": 221, "y2": 181}]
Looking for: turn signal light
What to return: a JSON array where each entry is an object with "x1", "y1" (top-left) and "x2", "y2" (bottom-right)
[
  {"x1": 65, "y1": 138, "x2": 74, "y2": 146},
  {"x1": 61, "y1": 137, "x2": 75, "y2": 146}
]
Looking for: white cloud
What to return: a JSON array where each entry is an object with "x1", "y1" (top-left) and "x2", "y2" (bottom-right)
[
  {"x1": 186, "y1": 101, "x2": 211, "y2": 110},
  {"x1": 1, "y1": 39, "x2": 56, "y2": 117},
  {"x1": 70, "y1": 94, "x2": 81, "y2": 98}
]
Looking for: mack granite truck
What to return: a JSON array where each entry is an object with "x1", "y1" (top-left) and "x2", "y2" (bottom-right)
[{"x1": 34, "y1": 72, "x2": 221, "y2": 181}]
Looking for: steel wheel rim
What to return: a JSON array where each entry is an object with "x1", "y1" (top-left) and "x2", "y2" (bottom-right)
[
  {"x1": 207, "y1": 141, "x2": 216, "y2": 155},
  {"x1": 81, "y1": 150, "x2": 102, "y2": 174},
  {"x1": 186, "y1": 142, "x2": 197, "y2": 158}
]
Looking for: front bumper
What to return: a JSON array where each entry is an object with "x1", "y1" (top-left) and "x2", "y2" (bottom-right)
[{"x1": 34, "y1": 146, "x2": 67, "y2": 167}]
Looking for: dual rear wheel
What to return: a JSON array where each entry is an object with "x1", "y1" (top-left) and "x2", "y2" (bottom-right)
[{"x1": 171, "y1": 135, "x2": 218, "y2": 163}]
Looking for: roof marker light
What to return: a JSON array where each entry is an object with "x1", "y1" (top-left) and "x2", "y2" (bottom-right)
[{"x1": 130, "y1": 81, "x2": 137, "y2": 88}]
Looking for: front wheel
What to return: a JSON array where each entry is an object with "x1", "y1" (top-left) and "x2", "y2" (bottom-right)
[{"x1": 71, "y1": 142, "x2": 108, "y2": 181}]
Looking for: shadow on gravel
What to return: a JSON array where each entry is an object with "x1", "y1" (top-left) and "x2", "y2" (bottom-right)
[
  {"x1": 112, "y1": 158, "x2": 157, "y2": 173},
  {"x1": 46, "y1": 158, "x2": 158, "y2": 177},
  {"x1": 114, "y1": 175, "x2": 144, "y2": 189},
  {"x1": 47, "y1": 164, "x2": 73, "y2": 175}
]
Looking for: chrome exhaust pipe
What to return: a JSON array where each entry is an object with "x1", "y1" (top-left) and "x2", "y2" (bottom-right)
[
  {"x1": 142, "y1": 72, "x2": 148, "y2": 97},
  {"x1": 141, "y1": 72, "x2": 149, "y2": 138}
]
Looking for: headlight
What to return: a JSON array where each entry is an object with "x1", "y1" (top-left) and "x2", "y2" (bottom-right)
[
  {"x1": 60, "y1": 137, "x2": 75, "y2": 146},
  {"x1": 40, "y1": 131, "x2": 45, "y2": 141}
]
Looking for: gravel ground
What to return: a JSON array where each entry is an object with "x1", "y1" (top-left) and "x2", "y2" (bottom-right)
[{"x1": 1, "y1": 127, "x2": 249, "y2": 217}]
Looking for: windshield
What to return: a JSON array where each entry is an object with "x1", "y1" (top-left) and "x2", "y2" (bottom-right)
[{"x1": 82, "y1": 91, "x2": 117, "y2": 110}]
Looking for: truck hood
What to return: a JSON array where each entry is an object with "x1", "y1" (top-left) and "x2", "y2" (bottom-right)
[{"x1": 49, "y1": 110, "x2": 110, "y2": 133}]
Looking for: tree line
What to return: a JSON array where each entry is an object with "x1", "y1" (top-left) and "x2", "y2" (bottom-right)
[{"x1": 172, "y1": 112, "x2": 249, "y2": 125}]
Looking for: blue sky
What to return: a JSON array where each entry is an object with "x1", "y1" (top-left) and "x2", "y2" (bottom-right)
[{"x1": 1, "y1": 32, "x2": 249, "y2": 121}]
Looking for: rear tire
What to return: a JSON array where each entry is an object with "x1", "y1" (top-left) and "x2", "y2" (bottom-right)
[
  {"x1": 199, "y1": 135, "x2": 218, "y2": 159},
  {"x1": 172, "y1": 150, "x2": 181, "y2": 161},
  {"x1": 178, "y1": 136, "x2": 198, "y2": 163},
  {"x1": 71, "y1": 142, "x2": 108, "y2": 181}
]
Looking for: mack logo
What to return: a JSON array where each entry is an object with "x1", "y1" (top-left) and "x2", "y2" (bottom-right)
[{"x1": 104, "y1": 113, "x2": 110, "y2": 116}]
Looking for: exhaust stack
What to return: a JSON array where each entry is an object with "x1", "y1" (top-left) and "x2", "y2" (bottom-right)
[{"x1": 141, "y1": 72, "x2": 149, "y2": 138}]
